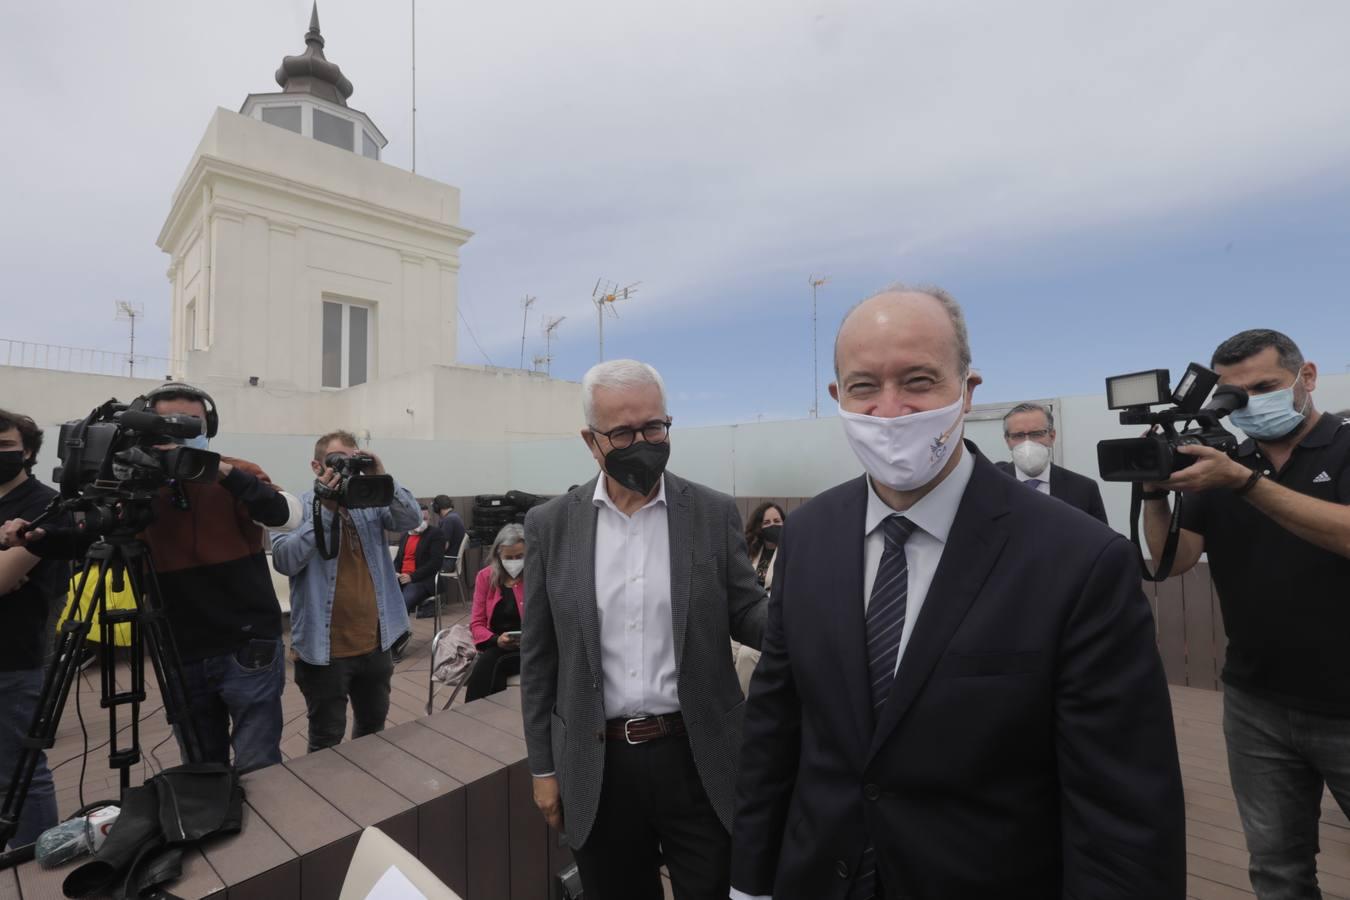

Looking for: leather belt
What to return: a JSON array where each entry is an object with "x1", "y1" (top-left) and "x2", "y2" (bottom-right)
[{"x1": 603, "y1": 712, "x2": 686, "y2": 745}]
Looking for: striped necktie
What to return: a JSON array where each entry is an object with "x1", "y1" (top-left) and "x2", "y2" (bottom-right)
[
  {"x1": 866, "y1": 515, "x2": 916, "y2": 718},
  {"x1": 853, "y1": 514, "x2": 916, "y2": 900}
]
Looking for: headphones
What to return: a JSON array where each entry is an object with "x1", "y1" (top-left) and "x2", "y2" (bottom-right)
[{"x1": 132, "y1": 382, "x2": 220, "y2": 438}]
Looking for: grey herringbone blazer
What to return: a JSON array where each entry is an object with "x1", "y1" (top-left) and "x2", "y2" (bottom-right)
[{"x1": 520, "y1": 472, "x2": 768, "y2": 848}]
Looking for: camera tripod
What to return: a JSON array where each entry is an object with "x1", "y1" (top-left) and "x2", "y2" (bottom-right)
[{"x1": 0, "y1": 532, "x2": 202, "y2": 859}]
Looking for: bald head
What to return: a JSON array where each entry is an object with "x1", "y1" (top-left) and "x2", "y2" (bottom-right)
[{"x1": 834, "y1": 286, "x2": 972, "y2": 379}]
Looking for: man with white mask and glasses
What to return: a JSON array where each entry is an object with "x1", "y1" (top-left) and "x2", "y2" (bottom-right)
[
  {"x1": 994, "y1": 401, "x2": 1109, "y2": 524},
  {"x1": 1143, "y1": 329, "x2": 1350, "y2": 899},
  {"x1": 731, "y1": 285, "x2": 1184, "y2": 900}
]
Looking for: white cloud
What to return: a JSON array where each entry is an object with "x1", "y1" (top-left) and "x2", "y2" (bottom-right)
[{"x1": 2, "y1": 0, "x2": 1348, "y2": 363}]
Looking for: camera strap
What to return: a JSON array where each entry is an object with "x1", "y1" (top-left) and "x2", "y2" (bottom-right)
[
  {"x1": 1129, "y1": 482, "x2": 1183, "y2": 582},
  {"x1": 313, "y1": 497, "x2": 341, "y2": 562}
]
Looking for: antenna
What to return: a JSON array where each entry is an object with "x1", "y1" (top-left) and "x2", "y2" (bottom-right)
[
  {"x1": 519, "y1": 295, "x2": 537, "y2": 369},
  {"x1": 537, "y1": 315, "x2": 566, "y2": 375},
  {"x1": 115, "y1": 301, "x2": 145, "y2": 378},
  {"x1": 591, "y1": 278, "x2": 640, "y2": 363},
  {"x1": 410, "y1": 0, "x2": 417, "y2": 173},
  {"x1": 808, "y1": 275, "x2": 829, "y2": 418}
]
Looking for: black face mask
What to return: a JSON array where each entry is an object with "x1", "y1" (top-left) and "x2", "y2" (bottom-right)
[
  {"x1": 760, "y1": 524, "x2": 783, "y2": 546},
  {"x1": 0, "y1": 450, "x2": 26, "y2": 485},
  {"x1": 603, "y1": 440, "x2": 670, "y2": 496}
]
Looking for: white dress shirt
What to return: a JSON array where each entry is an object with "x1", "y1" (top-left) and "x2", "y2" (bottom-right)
[
  {"x1": 1012, "y1": 453, "x2": 1052, "y2": 495},
  {"x1": 730, "y1": 448, "x2": 974, "y2": 900},
  {"x1": 593, "y1": 475, "x2": 680, "y2": 721}
]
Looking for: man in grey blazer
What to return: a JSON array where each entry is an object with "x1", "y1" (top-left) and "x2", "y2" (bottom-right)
[{"x1": 521, "y1": 358, "x2": 768, "y2": 899}]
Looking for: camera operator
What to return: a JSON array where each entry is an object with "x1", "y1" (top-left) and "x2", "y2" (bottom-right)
[
  {"x1": 1143, "y1": 329, "x2": 1350, "y2": 899},
  {"x1": 0, "y1": 384, "x2": 302, "y2": 776},
  {"x1": 0, "y1": 409, "x2": 63, "y2": 848},
  {"x1": 271, "y1": 430, "x2": 421, "y2": 752}
]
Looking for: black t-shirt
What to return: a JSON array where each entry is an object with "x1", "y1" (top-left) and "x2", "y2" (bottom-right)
[
  {"x1": 1181, "y1": 412, "x2": 1350, "y2": 714},
  {"x1": 489, "y1": 584, "x2": 522, "y2": 636},
  {"x1": 0, "y1": 477, "x2": 68, "y2": 671}
]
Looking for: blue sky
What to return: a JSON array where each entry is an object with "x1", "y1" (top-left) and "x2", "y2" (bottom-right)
[{"x1": 3, "y1": 1, "x2": 1348, "y2": 427}]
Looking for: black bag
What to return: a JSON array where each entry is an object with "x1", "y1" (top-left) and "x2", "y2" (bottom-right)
[{"x1": 63, "y1": 763, "x2": 243, "y2": 899}]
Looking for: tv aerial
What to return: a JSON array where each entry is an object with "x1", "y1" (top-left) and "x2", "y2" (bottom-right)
[
  {"x1": 536, "y1": 315, "x2": 566, "y2": 375},
  {"x1": 115, "y1": 301, "x2": 145, "y2": 378},
  {"x1": 592, "y1": 278, "x2": 639, "y2": 363}
]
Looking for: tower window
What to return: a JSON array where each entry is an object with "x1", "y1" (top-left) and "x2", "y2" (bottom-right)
[
  {"x1": 322, "y1": 299, "x2": 372, "y2": 388},
  {"x1": 362, "y1": 131, "x2": 379, "y2": 160},
  {"x1": 260, "y1": 105, "x2": 301, "y2": 134},
  {"x1": 313, "y1": 108, "x2": 354, "y2": 151}
]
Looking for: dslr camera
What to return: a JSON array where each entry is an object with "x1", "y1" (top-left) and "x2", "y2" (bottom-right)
[
  {"x1": 314, "y1": 453, "x2": 394, "y2": 508},
  {"x1": 1097, "y1": 363, "x2": 1248, "y2": 483}
]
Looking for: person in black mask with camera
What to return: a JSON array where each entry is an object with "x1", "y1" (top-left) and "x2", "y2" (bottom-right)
[
  {"x1": 1144, "y1": 329, "x2": 1350, "y2": 899},
  {"x1": 1, "y1": 386, "x2": 300, "y2": 777},
  {"x1": 0, "y1": 409, "x2": 64, "y2": 848},
  {"x1": 519, "y1": 359, "x2": 767, "y2": 900}
]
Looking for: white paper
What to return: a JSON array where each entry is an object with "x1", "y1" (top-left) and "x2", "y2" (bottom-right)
[{"x1": 364, "y1": 864, "x2": 428, "y2": 900}]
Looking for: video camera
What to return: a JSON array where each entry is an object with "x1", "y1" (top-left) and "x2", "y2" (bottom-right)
[
  {"x1": 53, "y1": 399, "x2": 219, "y2": 497},
  {"x1": 314, "y1": 452, "x2": 394, "y2": 509},
  {"x1": 36, "y1": 398, "x2": 221, "y2": 536},
  {"x1": 1097, "y1": 363, "x2": 1248, "y2": 483}
]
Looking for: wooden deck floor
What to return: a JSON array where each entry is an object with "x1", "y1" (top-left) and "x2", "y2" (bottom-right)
[{"x1": 24, "y1": 613, "x2": 1350, "y2": 899}]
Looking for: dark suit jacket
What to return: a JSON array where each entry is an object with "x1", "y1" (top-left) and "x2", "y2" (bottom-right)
[
  {"x1": 732, "y1": 447, "x2": 1184, "y2": 900},
  {"x1": 520, "y1": 472, "x2": 768, "y2": 848},
  {"x1": 995, "y1": 460, "x2": 1109, "y2": 525},
  {"x1": 393, "y1": 527, "x2": 448, "y2": 585},
  {"x1": 437, "y1": 511, "x2": 466, "y2": 557}
]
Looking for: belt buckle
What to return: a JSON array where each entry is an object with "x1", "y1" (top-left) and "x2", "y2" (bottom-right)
[{"x1": 623, "y1": 716, "x2": 650, "y2": 745}]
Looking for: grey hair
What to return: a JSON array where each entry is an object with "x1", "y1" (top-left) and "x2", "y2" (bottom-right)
[
  {"x1": 1211, "y1": 329, "x2": 1304, "y2": 375},
  {"x1": 489, "y1": 522, "x2": 526, "y2": 590},
  {"x1": 834, "y1": 282, "x2": 973, "y2": 376},
  {"x1": 1002, "y1": 402, "x2": 1055, "y2": 434},
  {"x1": 581, "y1": 359, "x2": 668, "y2": 426}
]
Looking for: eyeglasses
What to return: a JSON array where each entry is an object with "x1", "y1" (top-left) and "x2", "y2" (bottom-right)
[
  {"x1": 590, "y1": 419, "x2": 672, "y2": 449},
  {"x1": 1005, "y1": 430, "x2": 1051, "y2": 441}
]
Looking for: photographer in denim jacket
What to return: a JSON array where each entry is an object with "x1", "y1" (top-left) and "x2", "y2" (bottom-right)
[{"x1": 272, "y1": 430, "x2": 420, "y2": 752}]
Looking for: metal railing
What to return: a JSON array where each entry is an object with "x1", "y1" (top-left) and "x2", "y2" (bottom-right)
[{"x1": 0, "y1": 338, "x2": 178, "y2": 380}]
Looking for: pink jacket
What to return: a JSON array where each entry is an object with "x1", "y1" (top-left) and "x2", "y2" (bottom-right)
[{"x1": 470, "y1": 566, "x2": 525, "y2": 647}]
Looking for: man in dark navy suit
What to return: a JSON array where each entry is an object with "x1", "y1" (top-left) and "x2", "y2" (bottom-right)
[
  {"x1": 994, "y1": 401, "x2": 1110, "y2": 525},
  {"x1": 730, "y1": 285, "x2": 1184, "y2": 900}
]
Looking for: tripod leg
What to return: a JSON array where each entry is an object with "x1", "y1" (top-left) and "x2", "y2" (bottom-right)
[
  {"x1": 0, "y1": 554, "x2": 105, "y2": 851},
  {"x1": 120, "y1": 547, "x2": 204, "y2": 766}
]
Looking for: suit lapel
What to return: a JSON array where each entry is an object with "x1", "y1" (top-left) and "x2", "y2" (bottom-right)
[
  {"x1": 867, "y1": 454, "x2": 1012, "y2": 762},
  {"x1": 567, "y1": 479, "x2": 604, "y2": 683},
  {"x1": 828, "y1": 477, "x2": 874, "y2": 765},
  {"x1": 1048, "y1": 463, "x2": 1067, "y2": 501},
  {"x1": 666, "y1": 474, "x2": 693, "y2": 672}
]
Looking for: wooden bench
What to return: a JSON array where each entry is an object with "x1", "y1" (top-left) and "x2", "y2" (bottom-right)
[{"x1": 8, "y1": 687, "x2": 569, "y2": 900}]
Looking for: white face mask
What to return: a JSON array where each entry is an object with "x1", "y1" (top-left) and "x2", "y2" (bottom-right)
[
  {"x1": 838, "y1": 390, "x2": 966, "y2": 492},
  {"x1": 1011, "y1": 440, "x2": 1051, "y2": 478},
  {"x1": 501, "y1": 558, "x2": 525, "y2": 578}
]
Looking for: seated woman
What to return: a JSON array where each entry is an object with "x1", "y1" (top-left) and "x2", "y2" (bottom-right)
[{"x1": 465, "y1": 523, "x2": 526, "y2": 701}]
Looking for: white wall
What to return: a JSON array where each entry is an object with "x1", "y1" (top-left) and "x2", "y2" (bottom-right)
[{"x1": 12, "y1": 365, "x2": 1347, "y2": 536}]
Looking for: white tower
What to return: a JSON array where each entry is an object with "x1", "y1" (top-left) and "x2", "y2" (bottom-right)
[{"x1": 157, "y1": 3, "x2": 472, "y2": 392}]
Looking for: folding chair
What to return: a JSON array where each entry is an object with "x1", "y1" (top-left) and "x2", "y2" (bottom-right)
[{"x1": 432, "y1": 534, "x2": 472, "y2": 628}]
